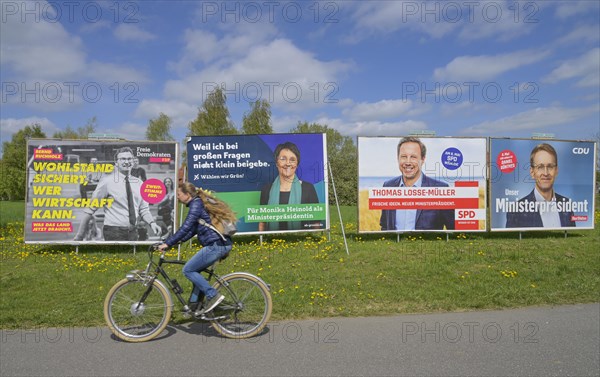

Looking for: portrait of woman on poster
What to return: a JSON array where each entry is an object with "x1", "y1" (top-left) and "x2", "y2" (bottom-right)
[{"x1": 259, "y1": 141, "x2": 322, "y2": 231}]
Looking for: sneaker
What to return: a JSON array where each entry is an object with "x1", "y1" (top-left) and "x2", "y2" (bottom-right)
[{"x1": 203, "y1": 294, "x2": 225, "y2": 313}]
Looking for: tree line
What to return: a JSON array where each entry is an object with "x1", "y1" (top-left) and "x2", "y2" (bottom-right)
[{"x1": 0, "y1": 87, "x2": 357, "y2": 205}]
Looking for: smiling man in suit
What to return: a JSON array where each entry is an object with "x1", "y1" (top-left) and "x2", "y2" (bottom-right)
[
  {"x1": 380, "y1": 137, "x2": 455, "y2": 231},
  {"x1": 506, "y1": 143, "x2": 575, "y2": 228}
]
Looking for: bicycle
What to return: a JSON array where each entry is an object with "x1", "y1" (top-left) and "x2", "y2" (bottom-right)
[{"x1": 104, "y1": 244, "x2": 272, "y2": 342}]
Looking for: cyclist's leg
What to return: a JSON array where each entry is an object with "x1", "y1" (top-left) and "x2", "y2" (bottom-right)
[
  {"x1": 183, "y1": 243, "x2": 232, "y2": 299},
  {"x1": 188, "y1": 284, "x2": 201, "y2": 309}
]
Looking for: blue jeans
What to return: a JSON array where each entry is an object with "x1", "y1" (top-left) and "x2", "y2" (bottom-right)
[{"x1": 183, "y1": 242, "x2": 232, "y2": 302}]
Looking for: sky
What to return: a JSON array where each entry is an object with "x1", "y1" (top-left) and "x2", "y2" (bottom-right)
[{"x1": 1, "y1": 0, "x2": 599, "y2": 153}]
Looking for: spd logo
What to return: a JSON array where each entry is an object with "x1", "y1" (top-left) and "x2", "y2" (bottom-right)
[{"x1": 457, "y1": 210, "x2": 476, "y2": 219}]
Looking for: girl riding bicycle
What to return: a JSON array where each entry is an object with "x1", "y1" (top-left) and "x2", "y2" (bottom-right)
[{"x1": 158, "y1": 182, "x2": 237, "y2": 315}]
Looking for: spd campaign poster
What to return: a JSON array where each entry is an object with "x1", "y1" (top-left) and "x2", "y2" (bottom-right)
[
  {"x1": 358, "y1": 137, "x2": 487, "y2": 233},
  {"x1": 25, "y1": 139, "x2": 178, "y2": 244},
  {"x1": 187, "y1": 133, "x2": 329, "y2": 234},
  {"x1": 490, "y1": 138, "x2": 596, "y2": 231}
]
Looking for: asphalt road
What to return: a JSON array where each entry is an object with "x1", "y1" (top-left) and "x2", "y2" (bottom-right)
[{"x1": 1, "y1": 303, "x2": 598, "y2": 376}]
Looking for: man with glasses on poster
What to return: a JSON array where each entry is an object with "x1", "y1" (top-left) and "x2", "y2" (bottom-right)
[
  {"x1": 506, "y1": 143, "x2": 575, "y2": 228},
  {"x1": 74, "y1": 147, "x2": 162, "y2": 241}
]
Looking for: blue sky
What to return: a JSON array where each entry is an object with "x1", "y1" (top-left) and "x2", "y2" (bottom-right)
[{"x1": 2, "y1": 0, "x2": 599, "y2": 151}]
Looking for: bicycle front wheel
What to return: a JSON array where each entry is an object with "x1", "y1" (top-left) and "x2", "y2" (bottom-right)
[
  {"x1": 210, "y1": 273, "x2": 272, "y2": 339},
  {"x1": 104, "y1": 278, "x2": 173, "y2": 342}
]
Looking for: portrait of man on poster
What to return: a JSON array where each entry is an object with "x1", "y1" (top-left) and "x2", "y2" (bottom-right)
[
  {"x1": 506, "y1": 143, "x2": 575, "y2": 228},
  {"x1": 74, "y1": 147, "x2": 162, "y2": 241},
  {"x1": 380, "y1": 137, "x2": 455, "y2": 231}
]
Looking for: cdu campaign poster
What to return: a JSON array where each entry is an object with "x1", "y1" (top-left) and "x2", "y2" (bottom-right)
[
  {"x1": 358, "y1": 136, "x2": 488, "y2": 233},
  {"x1": 186, "y1": 133, "x2": 329, "y2": 234},
  {"x1": 25, "y1": 139, "x2": 178, "y2": 244},
  {"x1": 490, "y1": 138, "x2": 596, "y2": 231}
]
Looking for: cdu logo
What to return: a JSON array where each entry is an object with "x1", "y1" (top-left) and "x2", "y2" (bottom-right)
[{"x1": 572, "y1": 147, "x2": 590, "y2": 155}]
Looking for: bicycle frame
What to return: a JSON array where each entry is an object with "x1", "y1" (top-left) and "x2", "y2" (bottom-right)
[{"x1": 126, "y1": 250, "x2": 229, "y2": 314}]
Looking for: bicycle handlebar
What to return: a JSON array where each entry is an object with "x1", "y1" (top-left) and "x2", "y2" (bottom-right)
[{"x1": 148, "y1": 242, "x2": 167, "y2": 259}]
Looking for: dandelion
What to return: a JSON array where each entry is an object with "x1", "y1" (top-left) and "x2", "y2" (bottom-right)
[{"x1": 500, "y1": 270, "x2": 518, "y2": 278}]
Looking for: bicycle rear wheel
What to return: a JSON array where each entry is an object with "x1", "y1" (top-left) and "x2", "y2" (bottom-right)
[
  {"x1": 210, "y1": 273, "x2": 272, "y2": 339},
  {"x1": 104, "y1": 278, "x2": 172, "y2": 342}
]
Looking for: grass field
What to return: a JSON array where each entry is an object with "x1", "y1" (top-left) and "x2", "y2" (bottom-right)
[{"x1": 1, "y1": 200, "x2": 599, "y2": 329}]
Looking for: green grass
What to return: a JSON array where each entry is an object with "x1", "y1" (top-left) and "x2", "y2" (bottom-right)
[
  {"x1": 1, "y1": 201, "x2": 599, "y2": 329},
  {"x1": 0, "y1": 201, "x2": 25, "y2": 226}
]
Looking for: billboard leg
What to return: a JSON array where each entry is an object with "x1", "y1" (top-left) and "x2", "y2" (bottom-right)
[{"x1": 328, "y1": 160, "x2": 349, "y2": 255}]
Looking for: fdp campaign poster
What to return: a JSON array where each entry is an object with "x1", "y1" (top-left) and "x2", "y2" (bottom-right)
[
  {"x1": 358, "y1": 137, "x2": 487, "y2": 233},
  {"x1": 490, "y1": 138, "x2": 596, "y2": 231},
  {"x1": 25, "y1": 139, "x2": 178, "y2": 244},
  {"x1": 187, "y1": 134, "x2": 329, "y2": 234}
]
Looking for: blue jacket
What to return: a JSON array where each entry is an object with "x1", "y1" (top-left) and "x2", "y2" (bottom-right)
[
  {"x1": 379, "y1": 174, "x2": 455, "y2": 231},
  {"x1": 505, "y1": 190, "x2": 575, "y2": 228},
  {"x1": 164, "y1": 197, "x2": 224, "y2": 247}
]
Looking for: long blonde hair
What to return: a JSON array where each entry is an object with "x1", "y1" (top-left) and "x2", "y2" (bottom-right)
[{"x1": 179, "y1": 182, "x2": 237, "y2": 232}]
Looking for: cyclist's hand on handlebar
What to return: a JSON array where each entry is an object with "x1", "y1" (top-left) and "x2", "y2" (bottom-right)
[{"x1": 157, "y1": 243, "x2": 169, "y2": 252}]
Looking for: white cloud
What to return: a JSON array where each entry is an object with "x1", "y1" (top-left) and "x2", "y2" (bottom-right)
[
  {"x1": 113, "y1": 24, "x2": 156, "y2": 42},
  {"x1": 349, "y1": 120, "x2": 428, "y2": 137},
  {"x1": 87, "y1": 61, "x2": 149, "y2": 85},
  {"x1": 346, "y1": 1, "x2": 457, "y2": 42},
  {"x1": 0, "y1": 9, "x2": 86, "y2": 80},
  {"x1": 270, "y1": 114, "x2": 303, "y2": 133},
  {"x1": 0, "y1": 117, "x2": 58, "y2": 143},
  {"x1": 433, "y1": 49, "x2": 550, "y2": 81},
  {"x1": 544, "y1": 48, "x2": 600, "y2": 88},
  {"x1": 556, "y1": 24, "x2": 600, "y2": 45},
  {"x1": 164, "y1": 38, "x2": 353, "y2": 110},
  {"x1": 312, "y1": 116, "x2": 428, "y2": 137},
  {"x1": 456, "y1": 0, "x2": 536, "y2": 42},
  {"x1": 134, "y1": 99, "x2": 199, "y2": 133},
  {"x1": 342, "y1": 99, "x2": 417, "y2": 121},
  {"x1": 346, "y1": 0, "x2": 535, "y2": 43},
  {"x1": 462, "y1": 105, "x2": 599, "y2": 135},
  {"x1": 554, "y1": 1, "x2": 600, "y2": 19},
  {"x1": 169, "y1": 22, "x2": 279, "y2": 75},
  {"x1": 0, "y1": 0, "x2": 150, "y2": 111}
]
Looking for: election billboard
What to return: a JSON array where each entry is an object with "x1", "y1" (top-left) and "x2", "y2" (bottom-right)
[
  {"x1": 187, "y1": 133, "x2": 329, "y2": 234},
  {"x1": 25, "y1": 139, "x2": 178, "y2": 244},
  {"x1": 358, "y1": 137, "x2": 487, "y2": 233},
  {"x1": 490, "y1": 138, "x2": 596, "y2": 231}
]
